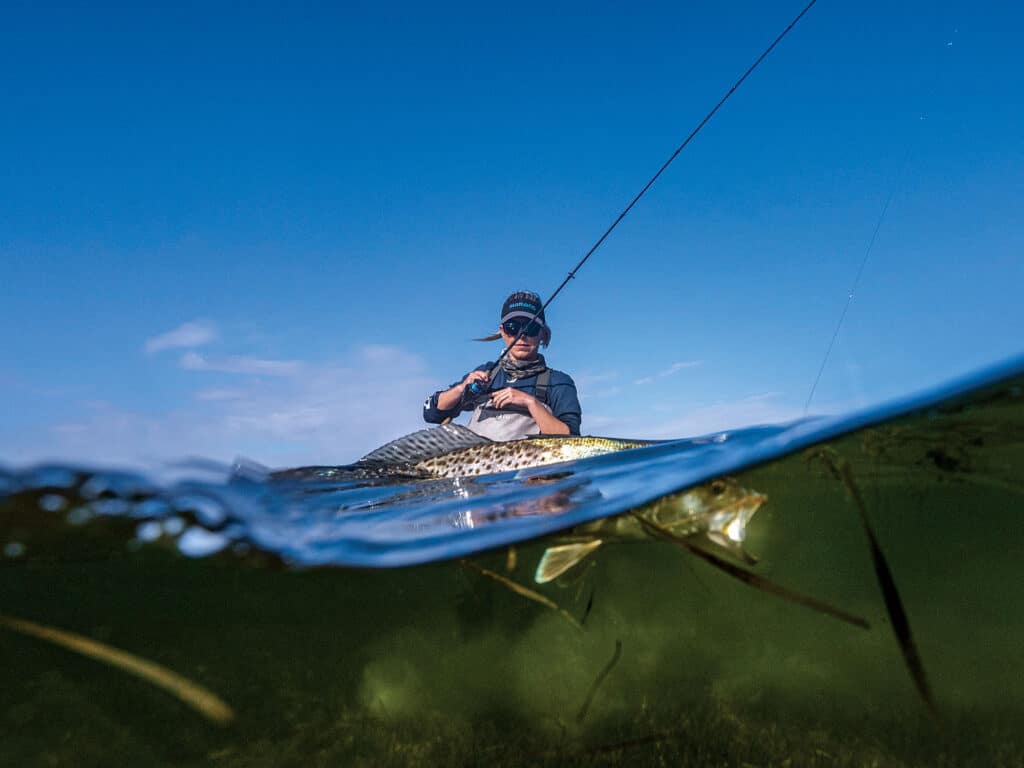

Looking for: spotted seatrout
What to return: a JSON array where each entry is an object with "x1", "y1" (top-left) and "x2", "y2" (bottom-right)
[
  {"x1": 273, "y1": 427, "x2": 765, "y2": 575},
  {"x1": 273, "y1": 424, "x2": 652, "y2": 481},
  {"x1": 534, "y1": 477, "x2": 767, "y2": 583},
  {"x1": 413, "y1": 434, "x2": 651, "y2": 478}
]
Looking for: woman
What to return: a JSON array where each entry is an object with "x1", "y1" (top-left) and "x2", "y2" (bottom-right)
[{"x1": 422, "y1": 291, "x2": 581, "y2": 440}]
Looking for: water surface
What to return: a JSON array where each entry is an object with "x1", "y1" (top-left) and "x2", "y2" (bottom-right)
[{"x1": 1, "y1": 356, "x2": 1022, "y2": 766}]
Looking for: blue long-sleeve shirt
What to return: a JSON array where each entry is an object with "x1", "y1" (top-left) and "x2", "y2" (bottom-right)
[{"x1": 423, "y1": 363, "x2": 582, "y2": 436}]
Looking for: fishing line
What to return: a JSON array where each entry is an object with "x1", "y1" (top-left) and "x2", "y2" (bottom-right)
[
  {"x1": 803, "y1": 29, "x2": 958, "y2": 414},
  {"x1": 803, "y1": 157, "x2": 907, "y2": 415},
  {"x1": 474, "y1": 0, "x2": 820, "y2": 391}
]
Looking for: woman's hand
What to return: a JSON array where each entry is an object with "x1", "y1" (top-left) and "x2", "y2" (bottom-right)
[
  {"x1": 460, "y1": 370, "x2": 490, "y2": 391},
  {"x1": 436, "y1": 370, "x2": 491, "y2": 412},
  {"x1": 490, "y1": 387, "x2": 536, "y2": 409},
  {"x1": 491, "y1": 387, "x2": 570, "y2": 435}
]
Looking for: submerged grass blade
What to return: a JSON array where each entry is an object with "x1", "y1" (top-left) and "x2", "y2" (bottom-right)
[
  {"x1": 577, "y1": 639, "x2": 622, "y2": 722},
  {"x1": 0, "y1": 613, "x2": 235, "y2": 725},
  {"x1": 630, "y1": 513, "x2": 870, "y2": 630},
  {"x1": 460, "y1": 560, "x2": 581, "y2": 630},
  {"x1": 580, "y1": 587, "x2": 595, "y2": 626},
  {"x1": 810, "y1": 448, "x2": 940, "y2": 718}
]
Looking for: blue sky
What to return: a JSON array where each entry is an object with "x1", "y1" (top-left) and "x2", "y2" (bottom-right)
[{"x1": 2, "y1": 1, "x2": 1021, "y2": 467}]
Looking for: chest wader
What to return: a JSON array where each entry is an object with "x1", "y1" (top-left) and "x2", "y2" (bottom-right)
[{"x1": 466, "y1": 369, "x2": 552, "y2": 441}]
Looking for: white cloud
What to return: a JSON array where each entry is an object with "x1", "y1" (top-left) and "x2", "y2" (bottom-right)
[
  {"x1": 572, "y1": 371, "x2": 620, "y2": 387},
  {"x1": 573, "y1": 371, "x2": 623, "y2": 400},
  {"x1": 179, "y1": 352, "x2": 302, "y2": 377},
  {"x1": 144, "y1": 321, "x2": 217, "y2": 353},
  {"x1": 0, "y1": 340, "x2": 823, "y2": 470},
  {"x1": 584, "y1": 385, "x2": 623, "y2": 400},
  {"x1": 194, "y1": 388, "x2": 246, "y2": 401},
  {"x1": 739, "y1": 391, "x2": 784, "y2": 403},
  {"x1": 586, "y1": 390, "x2": 805, "y2": 441},
  {"x1": 2, "y1": 345, "x2": 439, "y2": 468},
  {"x1": 633, "y1": 360, "x2": 703, "y2": 386}
]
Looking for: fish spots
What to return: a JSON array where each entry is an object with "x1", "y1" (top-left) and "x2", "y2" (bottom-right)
[{"x1": 413, "y1": 435, "x2": 648, "y2": 478}]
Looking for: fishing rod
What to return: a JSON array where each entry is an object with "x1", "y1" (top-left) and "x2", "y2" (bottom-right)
[{"x1": 468, "y1": 0, "x2": 819, "y2": 397}]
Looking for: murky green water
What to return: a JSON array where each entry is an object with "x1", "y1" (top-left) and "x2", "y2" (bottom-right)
[{"x1": 1, "y1": 375, "x2": 1022, "y2": 766}]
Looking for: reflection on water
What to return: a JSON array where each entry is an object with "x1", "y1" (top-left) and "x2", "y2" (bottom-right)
[{"x1": 0, "y1": 358, "x2": 1022, "y2": 766}]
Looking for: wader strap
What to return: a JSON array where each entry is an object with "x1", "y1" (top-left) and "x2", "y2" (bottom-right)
[{"x1": 535, "y1": 369, "x2": 551, "y2": 404}]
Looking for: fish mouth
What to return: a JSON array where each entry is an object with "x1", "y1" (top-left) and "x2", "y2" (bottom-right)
[
  {"x1": 721, "y1": 492, "x2": 767, "y2": 543},
  {"x1": 656, "y1": 488, "x2": 767, "y2": 540},
  {"x1": 708, "y1": 492, "x2": 767, "y2": 520},
  {"x1": 721, "y1": 493, "x2": 767, "y2": 514},
  {"x1": 746, "y1": 493, "x2": 768, "y2": 512}
]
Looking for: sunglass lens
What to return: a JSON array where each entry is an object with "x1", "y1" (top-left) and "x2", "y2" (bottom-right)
[{"x1": 503, "y1": 320, "x2": 541, "y2": 337}]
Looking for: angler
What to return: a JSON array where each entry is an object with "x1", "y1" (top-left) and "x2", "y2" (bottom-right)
[{"x1": 422, "y1": 291, "x2": 582, "y2": 440}]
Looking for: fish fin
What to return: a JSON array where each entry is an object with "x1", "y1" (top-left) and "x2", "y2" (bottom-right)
[
  {"x1": 535, "y1": 541, "x2": 603, "y2": 584},
  {"x1": 703, "y1": 531, "x2": 759, "y2": 565},
  {"x1": 358, "y1": 424, "x2": 493, "y2": 466}
]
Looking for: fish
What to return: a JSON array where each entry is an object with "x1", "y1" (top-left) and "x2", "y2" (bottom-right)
[
  {"x1": 272, "y1": 424, "x2": 654, "y2": 481},
  {"x1": 534, "y1": 477, "x2": 766, "y2": 583},
  {"x1": 272, "y1": 426, "x2": 877, "y2": 650},
  {"x1": 412, "y1": 434, "x2": 652, "y2": 479},
  {"x1": 526, "y1": 474, "x2": 870, "y2": 634}
]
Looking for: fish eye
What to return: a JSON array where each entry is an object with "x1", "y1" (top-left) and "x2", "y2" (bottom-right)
[{"x1": 710, "y1": 480, "x2": 726, "y2": 495}]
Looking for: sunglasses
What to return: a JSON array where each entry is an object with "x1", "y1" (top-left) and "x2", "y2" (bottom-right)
[{"x1": 502, "y1": 318, "x2": 543, "y2": 337}]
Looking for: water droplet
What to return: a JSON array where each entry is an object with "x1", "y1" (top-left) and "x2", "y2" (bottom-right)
[
  {"x1": 4, "y1": 541, "x2": 26, "y2": 558},
  {"x1": 38, "y1": 493, "x2": 68, "y2": 512},
  {"x1": 133, "y1": 498, "x2": 170, "y2": 518},
  {"x1": 28, "y1": 467, "x2": 78, "y2": 488},
  {"x1": 80, "y1": 476, "x2": 111, "y2": 499},
  {"x1": 162, "y1": 516, "x2": 186, "y2": 536},
  {"x1": 67, "y1": 507, "x2": 94, "y2": 525},
  {"x1": 173, "y1": 494, "x2": 227, "y2": 527},
  {"x1": 92, "y1": 498, "x2": 130, "y2": 516},
  {"x1": 177, "y1": 527, "x2": 228, "y2": 558},
  {"x1": 136, "y1": 521, "x2": 163, "y2": 542}
]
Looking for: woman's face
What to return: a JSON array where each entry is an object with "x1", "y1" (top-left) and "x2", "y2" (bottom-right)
[{"x1": 499, "y1": 318, "x2": 543, "y2": 360}]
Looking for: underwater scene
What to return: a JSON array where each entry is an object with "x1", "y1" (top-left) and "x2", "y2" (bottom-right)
[{"x1": 2, "y1": 356, "x2": 1023, "y2": 767}]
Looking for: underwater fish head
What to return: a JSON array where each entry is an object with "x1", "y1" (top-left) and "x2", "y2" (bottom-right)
[
  {"x1": 535, "y1": 478, "x2": 766, "y2": 583},
  {"x1": 642, "y1": 477, "x2": 767, "y2": 545}
]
